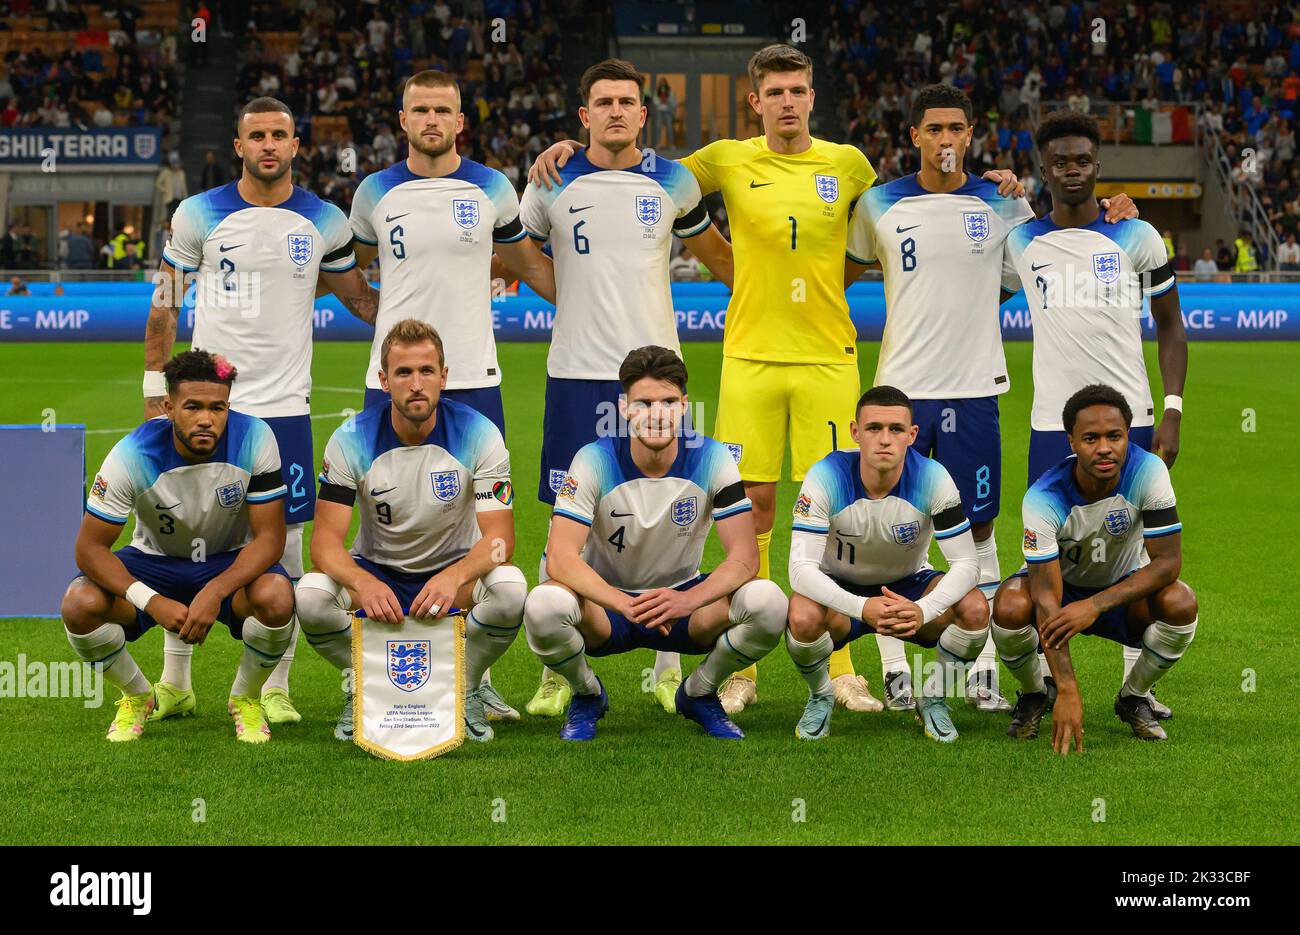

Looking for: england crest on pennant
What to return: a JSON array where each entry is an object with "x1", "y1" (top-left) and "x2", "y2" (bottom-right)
[
  {"x1": 670, "y1": 496, "x2": 698, "y2": 527},
  {"x1": 1104, "y1": 508, "x2": 1131, "y2": 536},
  {"x1": 387, "y1": 640, "x2": 431, "y2": 693},
  {"x1": 892, "y1": 521, "x2": 921, "y2": 546},
  {"x1": 963, "y1": 211, "x2": 990, "y2": 243},
  {"x1": 815, "y1": 174, "x2": 839, "y2": 204},
  {"x1": 1093, "y1": 251, "x2": 1121, "y2": 284},
  {"x1": 452, "y1": 199, "x2": 480, "y2": 230},
  {"x1": 635, "y1": 194, "x2": 662, "y2": 226},
  {"x1": 287, "y1": 233, "x2": 314, "y2": 267},
  {"x1": 430, "y1": 470, "x2": 460, "y2": 502}
]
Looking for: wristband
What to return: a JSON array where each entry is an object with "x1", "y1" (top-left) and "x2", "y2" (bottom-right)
[
  {"x1": 143, "y1": 370, "x2": 166, "y2": 397},
  {"x1": 1163, "y1": 394, "x2": 1183, "y2": 414},
  {"x1": 125, "y1": 581, "x2": 158, "y2": 611}
]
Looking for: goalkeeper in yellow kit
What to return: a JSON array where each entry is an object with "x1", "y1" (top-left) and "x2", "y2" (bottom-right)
[{"x1": 530, "y1": 44, "x2": 1023, "y2": 716}]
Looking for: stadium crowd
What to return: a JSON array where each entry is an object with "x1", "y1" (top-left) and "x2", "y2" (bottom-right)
[
  {"x1": 823, "y1": 0, "x2": 1300, "y2": 236},
  {"x1": 230, "y1": 0, "x2": 566, "y2": 209}
]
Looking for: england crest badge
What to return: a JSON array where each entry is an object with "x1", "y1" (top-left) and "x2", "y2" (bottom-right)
[
  {"x1": 635, "y1": 194, "x2": 662, "y2": 226},
  {"x1": 1104, "y1": 508, "x2": 1131, "y2": 536},
  {"x1": 725, "y1": 443, "x2": 743, "y2": 464},
  {"x1": 1093, "y1": 251, "x2": 1121, "y2": 284},
  {"x1": 215, "y1": 480, "x2": 245, "y2": 508},
  {"x1": 815, "y1": 174, "x2": 839, "y2": 204},
  {"x1": 287, "y1": 233, "x2": 314, "y2": 267},
  {"x1": 452, "y1": 198, "x2": 480, "y2": 230},
  {"x1": 892, "y1": 521, "x2": 921, "y2": 546},
  {"x1": 387, "y1": 640, "x2": 431, "y2": 693},
  {"x1": 430, "y1": 470, "x2": 461, "y2": 502},
  {"x1": 549, "y1": 469, "x2": 567, "y2": 493},
  {"x1": 671, "y1": 496, "x2": 698, "y2": 527},
  {"x1": 963, "y1": 211, "x2": 990, "y2": 243},
  {"x1": 133, "y1": 132, "x2": 158, "y2": 161}
]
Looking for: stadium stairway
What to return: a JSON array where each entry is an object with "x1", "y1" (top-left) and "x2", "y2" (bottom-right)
[{"x1": 178, "y1": 29, "x2": 240, "y2": 197}]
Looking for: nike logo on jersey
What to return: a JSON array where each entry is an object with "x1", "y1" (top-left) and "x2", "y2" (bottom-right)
[
  {"x1": 568, "y1": 205, "x2": 594, "y2": 214},
  {"x1": 289, "y1": 503, "x2": 308, "y2": 514},
  {"x1": 154, "y1": 502, "x2": 180, "y2": 511},
  {"x1": 1031, "y1": 262, "x2": 1052, "y2": 270},
  {"x1": 385, "y1": 213, "x2": 409, "y2": 222},
  {"x1": 749, "y1": 181, "x2": 774, "y2": 188},
  {"x1": 370, "y1": 486, "x2": 397, "y2": 497},
  {"x1": 972, "y1": 502, "x2": 992, "y2": 512},
  {"x1": 610, "y1": 510, "x2": 634, "y2": 518},
  {"x1": 218, "y1": 243, "x2": 243, "y2": 252},
  {"x1": 895, "y1": 224, "x2": 921, "y2": 233}
]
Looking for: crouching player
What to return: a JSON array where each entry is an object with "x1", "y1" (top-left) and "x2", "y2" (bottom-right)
[
  {"x1": 992, "y1": 384, "x2": 1196, "y2": 752},
  {"x1": 294, "y1": 320, "x2": 526, "y2": 742},
  {"x1": 785, "y1": 386, "x2": 989, "y2": 742},
  {"x1": 63, "y1": 350, "x2": 295, "y2": 743},
  {"x1": 522, "y1": 346, "x2": 787, "y2": 740}
]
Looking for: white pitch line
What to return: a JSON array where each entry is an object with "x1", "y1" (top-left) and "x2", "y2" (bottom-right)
[{"x1": 85, "y1": 410, "x2": 353, "y2": 435}]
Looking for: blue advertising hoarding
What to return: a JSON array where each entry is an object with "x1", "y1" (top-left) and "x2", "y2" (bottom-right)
[
  {"x1": 0, "y1": 128, "x2": 162, "y2": 166},
  {"x1": 0, "y1": 281, "x2": 1295, "y2": 341}
]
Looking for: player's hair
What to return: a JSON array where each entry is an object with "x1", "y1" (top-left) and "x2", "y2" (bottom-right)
[
  {"x1": 747, "y1": 44, "x2": 813, "y2": 92},
  {"x1": 1035, "y1": 108, "x2": 1101, "y2": 151},
  {"x1": 403, "y1": 69, "x2": 462, "y2": 109},
  {"x1": 163, "y1": 349, "x2": 237, "y2": 393},
  {"x1": 1062, "y1": 384, "x2": 1133, "y2": 433},
  {"x1": 380, "y1": 319, "x2": 446, "y2": 371},
  {"x1": 909, "y1": 84, "x2": 973, "y2": 128},
  {"x1": 856, "y1": 385, "x2": 913, "y2": 419},
  {"x1": 578, "y1": 59, "x2": 644, "y2": 104},
  {"x1": 619, "y1": 345, "x2": 688, "y2": 394},
  {"x1": 236, "y1": 97, "x2": 295, "y2": 132}
]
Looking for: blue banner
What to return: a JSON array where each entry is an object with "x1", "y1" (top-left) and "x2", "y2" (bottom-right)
[
  {"x1": 0, "y1": 281, "x2": 1296, "y2": 341},
  {"x1": 0, "y1": 128, "x2": 162, "y2": 166}
]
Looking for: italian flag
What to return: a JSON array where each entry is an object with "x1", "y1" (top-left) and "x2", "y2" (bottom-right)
[{"x1": 1135, "y1": 106, "x2": 1192, "y2": 143}]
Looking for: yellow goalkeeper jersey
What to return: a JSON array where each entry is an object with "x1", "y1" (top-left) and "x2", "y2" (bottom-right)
[{"x1": 681, "y1": 136, "x2": 876, "y2": 364}]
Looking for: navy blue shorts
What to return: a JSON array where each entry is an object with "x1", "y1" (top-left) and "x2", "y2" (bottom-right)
[
  {"x1": 1007, "y1": 570, "x2": 1142, "y2": 647},
  {"x1": 111, "y1": 546, "x2": 290, "y2": 641},
  {"x1": 911, "y1": 396, "x2": 1001, "y2": 524},
  {"x1": 831, "y1": 568, "x2": 945, "y2": 650},
  {"x1": 586, "y1": 574, "x2": 716, "y2": 658},
  {"x1": 363, "y1": 386, "x2": 506, "y2": 438},
  {"x1": 1027, "y1": 425, "x2": 1154, "y2": 485},
  {"x1": 539, "y1": 377, "x2": 623, "y2": 504},
  {"x1": 263, "y1": 414, "x2": 315, "y2": 523},
  {"x1": 350, "y1": 555, "x2": 446, "y2": 610}
]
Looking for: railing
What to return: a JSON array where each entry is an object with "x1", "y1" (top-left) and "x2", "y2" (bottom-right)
[{"x1": 1199, "y1": 119, "x2": 1281, "y2": 272}]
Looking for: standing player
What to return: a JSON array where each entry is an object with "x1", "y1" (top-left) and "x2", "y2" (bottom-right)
[
  {"x1": 1004, "y1": 109, "x2": 1188, "y2": 716},
  {"x1": 143, "y1": 98, "x2": 377, "y2": 727},
  {"x1": 63, "y1": 351, "x2": 295, "y2": 743},
  {"x1": 517, "y1": 58, "x2": 734, "y2": 716},
  {"x1": 845, "y1": 85, "x2": 1137, "y2": 712},
  {"x1": 786, "y1": 386, "x2": 990, "y2": 742},
  {"x1": 990, "y1": 385, "x2": 1197, "y2": 751},
  {"x1": 522, "y1": 346, "x2": 787, "y2": 740},
  {"x1": 294, "y1": 320, "x2": 527, "y2": 742},
  {"x1": 348, "y1": 70, "x2": 556, "y2": 430}
]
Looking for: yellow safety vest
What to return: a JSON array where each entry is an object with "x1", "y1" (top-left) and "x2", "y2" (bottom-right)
[{"x1": 1234, "y1": 238, "x2": 1258, "y2": 272}]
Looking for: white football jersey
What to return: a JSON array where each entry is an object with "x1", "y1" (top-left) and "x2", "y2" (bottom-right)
[
  {"x1": 86, "y1": 411, "x2": 287, "y2": 557},
  {"x1": 518, "y1": 151, "x2": 710, "y2": 380},
  {"x1": 318, "y1": 397, "x2": 513, "y2": 574},
  {"x1": 552, "y1": 435, "x2": 751, "y2": 592},
  {"x1": 1022, "y1": 447, "x2": 1181, "y2": 589},
  {"x1": 792, "y1": 447, "x2": 970, "y2": 585},
  {"x1": 164, "y1": 183, "x2": 357, "y2": 418},
  {"x1": 1007, "y1": 216, "x2": 1175, "y2": 430},
  {"x1": 350, "y1": 158, "x2": 526, "y2": 390},
  {"x1": 847, "y1": 173, "x2": 1034, "y2": 398}
]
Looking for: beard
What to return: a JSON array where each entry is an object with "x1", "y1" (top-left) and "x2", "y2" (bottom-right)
[
  {"x1": 242, "y1": 154, "x2": 291, "y2": 183},
  {"x1": 408, "y1": 131, "x2": 456, "y2": 159}
]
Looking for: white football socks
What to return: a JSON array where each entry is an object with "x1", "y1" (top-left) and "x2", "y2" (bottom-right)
[{"x1": 66, "y1": 622, "x2": 151, "y2": 697}]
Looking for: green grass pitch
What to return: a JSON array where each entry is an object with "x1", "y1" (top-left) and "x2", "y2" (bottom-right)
[{"x1": 0, "y1": 340, "x2": 1296, "y2": 845}]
